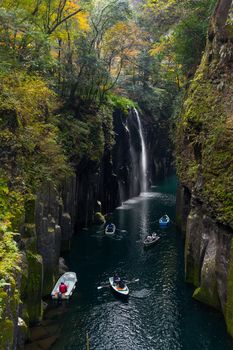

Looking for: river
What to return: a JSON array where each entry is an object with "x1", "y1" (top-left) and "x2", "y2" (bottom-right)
[{"x1": 52, "y1": 176, "x2": 233, "y2": 350}]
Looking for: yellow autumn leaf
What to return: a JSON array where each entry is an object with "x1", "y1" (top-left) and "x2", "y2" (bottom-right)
[{"x1": 149, "y1": 43, "x2": 166, "y2": 56}]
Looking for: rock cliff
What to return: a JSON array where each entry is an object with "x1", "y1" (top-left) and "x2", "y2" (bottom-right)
[{"x1": 176, "y1": 0, "x2": 233, "y2": 336}]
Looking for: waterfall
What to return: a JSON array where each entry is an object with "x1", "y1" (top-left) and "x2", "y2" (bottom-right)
[
  {"x1": 134, "y1": 108, "x2": 148, "y2": 193},
  {"x1": 114, "y1": 107, "x2": 148, "y2": 205},
  {"x1": 128, "y1": 124, "x2": 139, "y2": 198}
]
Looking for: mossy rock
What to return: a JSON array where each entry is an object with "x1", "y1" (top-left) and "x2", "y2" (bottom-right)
[
  {"x1": 25, "y1": 199, "x2": 36, "y2": 224},
  {"x1": 42, "y1": 268, "x2": 58, "y2": 297},
  {"x1": 0, "y1": 318, "x2": 14, "y2": 349},
  {"x1": 193, "y1": 285, "x2": 220, "y2": 310},
  {"x1": 23, "y1": 237, "x2": 37, "y2": 253},
  {"x1": 17, "y1": 317, "x2": 29, "y2": 349},
  {"x1": 225, "y1": 239, "x2": 233, "y2": 336},
  {"x1": 24, "y1": 251, "x2": 43, "y2": 325},
  {"x1": 0, "y1": 232, "x2": 22, "y2": 346},
  {"x1": 176, "y1": 52, "x2": 233, "y2": 227},
  {"x1": 23, "y1": 223, "x2": 36, "y2": 238},
  {"x1": 94, "y1": 212, "x2": 106, "y2": 225}
]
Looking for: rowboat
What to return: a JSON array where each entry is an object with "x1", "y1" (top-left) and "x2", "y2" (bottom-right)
[
  {"x1": 109, "y1": 277, "x2": 129, "y2": 297},
  {"x1": 143, "y1": 233, "x2": 160, "y2": 247},
  {"x1": 51, "y1": 272, "x2": 77, "y2": 300},
  {"x1": 105, "y1": 223, "x2": 116, "y2": 235},
  {"x1": 159, "y1": 214, "x2": 170, "y2": 226}
]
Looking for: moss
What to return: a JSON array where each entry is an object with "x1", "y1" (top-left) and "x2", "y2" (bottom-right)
[
  {"x1": 21, "y1": 307, "x2": 29, "y2": 327},
  {"x1": 23, "y1": 237, "x2": 37, "y2": 253},
  {"x1": 191, "y1": 236, "x2": 220, "y2": 310},
  {"x1": 23, "y1": 251, "x2": 43, "y2": 325},
  {"x1": 184, "y1": 229, "x2": 200, "y2": 287},
  {"x1": 0, "y1": 232, "x2": 22, "y2": 285},
  {"x1": 0, "y1": 232, "x2": 22, "y2": 350},
  {"x1": 42, "y1": 268, "x2": 57, "y2": 297},
  {"x1": 176, "y1": 52, "x2": 233, "y2": 226},
  {"x1": 24, "y1": 199, "x2": 35, "y2": 224},
  {"x1": 225, "y1": 238, "x2": 233, "y2": 336},
  {"x1": 0, "y1": 318, "x2": 14, "y2": 349},
  {"x1": 193, "y1": 282, "x2": 220, "y2": 310},
  {"x1": 23, "y1": 223, "x2": 36, "y2": 238}
]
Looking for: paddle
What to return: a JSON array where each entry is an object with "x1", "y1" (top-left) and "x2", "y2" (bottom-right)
[
  {"x1": 97, "y1": 278, "x2": 139, "y2": 290},
  {"x1": 126, "y1": 278, "x2": 140, "y2": 285},
  {"x1": 97, "y1": 284, "x2": 109, "y2": 290}
]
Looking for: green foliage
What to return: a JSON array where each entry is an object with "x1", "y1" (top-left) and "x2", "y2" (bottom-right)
[
  {"x1": 0, "y1": 232, "x2": 21, "y2": 280},
  {"x1": 59, "y1": 104, "x2": 115, "y2": 165},
  {"x1": 0, "y1": 232, "x2": 22, "y2": 349},
  {"x1": 0, "y1": 178, "x2": 24, "y2": 231},
  {"x1": 107, "y1": 94, "x2": 136, "y2": 115},
  {"x1": 0, "y1": 70, "x2": 71, "y2": 193},
  {"x1": 0, "y1": 230, "x2": 21, "y2": 349},
  {"x1": 172, "y1": 0, "x2": 217, "y2": 75}
]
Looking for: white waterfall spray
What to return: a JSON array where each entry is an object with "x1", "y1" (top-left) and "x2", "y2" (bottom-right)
[{"x1": 134, "y1": 108, "x2": 148, "y2": 193}]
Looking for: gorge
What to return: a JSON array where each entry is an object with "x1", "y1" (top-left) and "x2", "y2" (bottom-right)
[{"x1": 0, "y1": 0, "x2": 233, "y2": 349}]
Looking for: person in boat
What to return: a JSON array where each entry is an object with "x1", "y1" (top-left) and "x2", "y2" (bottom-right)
[
  {"x1": 146, "y1": 235, "x2": 152, "y2": 242},
  {"x1": 59, "y1": 282, "x2": 68, "y2": 294},
  {"x1": 114, "y1": 272, "x2": 121, "y2": 284},
  {"x1": 118, "y1": 280, "x2": 125, "y2": 289},
  {"x1": 107, "y1": 223, "x2": 114, "y2": 232}
]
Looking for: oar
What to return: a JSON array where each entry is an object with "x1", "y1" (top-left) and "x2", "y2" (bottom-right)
[
  {"x1": 97, "y1": 278, "x2": 139, "y2": 290},
  {"x1": 115, "y1": 229, "x2": 127, "y2": 233},
  {"x1": 126, "y1": 278, "x2": 139, "y2": 285},
  {"x1": 97, "y1": 283, "x2": 109, "y2": 290},
  {"x1": 96, "y1": 229, "x2": 105, "y2": 233}
]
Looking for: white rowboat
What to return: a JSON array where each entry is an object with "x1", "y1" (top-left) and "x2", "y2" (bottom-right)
[
  {"x1": 105, "y1": 223, "x2": 116, "y2": 235},
  {"x1": 109, "y1": 277, "x2": 129, "y2": 297},
  {"x1": 143, "y1": 233, "x2": 160, "y2": 247},
  {"x1": 51, "y1": 272, "x2": 77, "y2": 300}
]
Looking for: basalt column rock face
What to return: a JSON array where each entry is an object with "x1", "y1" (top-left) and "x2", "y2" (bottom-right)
[
  {"x1": 60, "y1": 176, "x2": 77, "y2": 250},
  {"x1": 35, "y1": 183, "x2": 62, "y2": 296},
  {"x1": 176, "y1": 0, "x2": 233, "y2": 336},
  {"x1": 35, "y1": 179, "x2": 76, "y2": 295},
  {"x1": 147, "y1": 117, "x2": 174, "y2": 183}
]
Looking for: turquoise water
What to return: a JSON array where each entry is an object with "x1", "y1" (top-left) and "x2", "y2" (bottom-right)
[{"x1": 52, "y1": 176, "x2": 233, "y2": 350}]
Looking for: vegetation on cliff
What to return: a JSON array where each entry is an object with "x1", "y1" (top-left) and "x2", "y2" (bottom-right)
[
  {"x1": 176, "y1": 0, "x2": 233, "y2": 337},
  {"x1": 0, "y1": 232, "x2": 22, "y2": 348},
  {"x1": 176, "y1": 2, "x2": 233, "y2": 227},
  {"x1": 1, "y1": 0, "x2": 231, "y2": 347}
]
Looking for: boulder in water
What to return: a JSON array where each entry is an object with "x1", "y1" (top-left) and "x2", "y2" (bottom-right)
[{"x1": 94, "y1": 212, "x2": 106, "y2": 225}]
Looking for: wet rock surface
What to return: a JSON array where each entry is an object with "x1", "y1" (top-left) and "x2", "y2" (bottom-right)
[{"x1": 24, "y1": 304, "x2": 67, "y2": 350}]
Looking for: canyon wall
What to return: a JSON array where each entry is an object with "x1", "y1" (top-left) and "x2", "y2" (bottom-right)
[{"x1": 176, "y1": 0, "x2": 233, "y2": 336}]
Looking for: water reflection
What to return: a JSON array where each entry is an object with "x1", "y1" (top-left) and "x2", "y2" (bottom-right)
[{"x1": 52, "y1": 176, "x2": 233, "y2": 350}]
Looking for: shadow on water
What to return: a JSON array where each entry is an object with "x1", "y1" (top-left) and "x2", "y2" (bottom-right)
[{"x1": 51, "y1": 176, "x2": 233, "y2": 350}]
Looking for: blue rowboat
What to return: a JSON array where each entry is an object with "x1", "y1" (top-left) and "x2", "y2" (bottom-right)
[{"x1": 159, "y1": 214, "x2": 170, "y2": 226}]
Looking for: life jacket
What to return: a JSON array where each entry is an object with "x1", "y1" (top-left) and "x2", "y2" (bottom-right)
[{"x1": 59, "y1": 284, "x2": 67, "y2": 293}]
